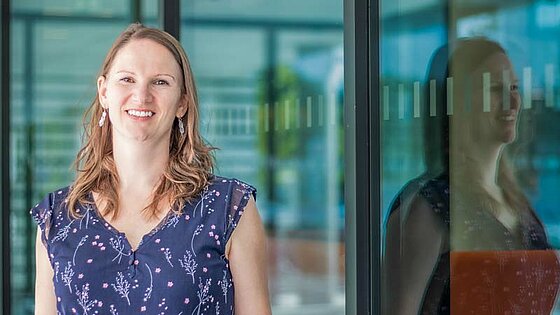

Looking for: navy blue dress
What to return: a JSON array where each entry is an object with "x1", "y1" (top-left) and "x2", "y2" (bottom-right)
[{"x1": 31, "y1": 176, "x2": 255, "y2": 315}]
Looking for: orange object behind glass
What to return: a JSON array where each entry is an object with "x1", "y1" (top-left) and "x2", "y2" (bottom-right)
[{"x1": 451, "y1": 250, "x2": 560, "y2": 314}]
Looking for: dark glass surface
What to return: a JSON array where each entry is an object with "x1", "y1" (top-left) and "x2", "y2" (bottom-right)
[{"x1": 381, "y1": 1, "x2": 560, "y2": 314}]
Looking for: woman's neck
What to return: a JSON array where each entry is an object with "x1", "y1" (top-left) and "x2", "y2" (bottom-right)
[
  {"x1": 112, "y1": 136, "x2": 170, "y2": 195},
  {"x1": 450, "y1": 140, "x2": 504, "y2": 193}
]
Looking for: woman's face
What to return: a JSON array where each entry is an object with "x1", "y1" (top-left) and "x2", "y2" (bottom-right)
[
  {"x1": 97, "y1": 38, "x2": 186, "y2": 144},
  {"x1": 454, "y1": 52, "x2": 521, "y2": 146}
]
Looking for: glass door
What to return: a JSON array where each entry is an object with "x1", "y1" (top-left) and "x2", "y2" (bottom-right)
[
  {"x1": 381, "y1": 0, "x2": 560, "y2": 314},
  {"x1": 180, "y1": 1, "x2": 345, "y2": 313},
  {"x1": 9, "y1": 1, "x2": 154, "y2": 313},
  {"x1": 7, "y1": 1, "x2": 346, "y2": 314}
]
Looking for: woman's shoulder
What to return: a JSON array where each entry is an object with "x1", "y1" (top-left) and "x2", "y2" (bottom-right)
[
  {"x1": 30, "y1": 186, "x2": 72, "y2": 213},
  {"x1": 205, "y1": 176, "x2": 257, "y2": 242},
  {"x1": 29, "y1": 185, "x2": 73, "y2": 239},
  {"x1": 207, "y1": 175, "x2": 257, "y2": 196}
]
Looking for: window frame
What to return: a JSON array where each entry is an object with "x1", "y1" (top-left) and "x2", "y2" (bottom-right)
[
  {"x1": 2, "y1": 0, "x2": 11, "y2": 313},
  {"x1": 343, "y1": 0, "x2": 380, "y2": 314}
]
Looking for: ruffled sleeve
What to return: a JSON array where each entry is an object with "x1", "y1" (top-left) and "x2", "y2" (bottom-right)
[
  {"x1": 29, "y1": 192, "x2": 55, "y2": 248},
  {"x1": 224, "y1": 179, "x2": 257, "y2": 243}
]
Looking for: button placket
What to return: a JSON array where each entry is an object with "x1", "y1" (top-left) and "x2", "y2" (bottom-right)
[{"x1": 128, "y1": 251, "x2": 138, "y2": 278}]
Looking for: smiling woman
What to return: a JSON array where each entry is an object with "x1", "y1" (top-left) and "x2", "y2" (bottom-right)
[
  {"x1": 30, "y1": 23, "x2": 272, "y2": 315},
  {"x1": 97, "y1": 39, "x2": 187, "y2": 145}
]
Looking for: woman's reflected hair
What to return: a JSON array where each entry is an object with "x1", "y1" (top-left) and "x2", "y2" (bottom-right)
[{"x1": 424, "y1": 38, "x2": 530, "y2": 214}]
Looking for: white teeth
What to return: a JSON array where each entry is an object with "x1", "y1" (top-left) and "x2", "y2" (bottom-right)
[
  {"x1": 500, "y1": 116, "x2": 515, "y2": 121},
  {"x1": 127, "y1": 110, "x2": 153, "y2": 117}
]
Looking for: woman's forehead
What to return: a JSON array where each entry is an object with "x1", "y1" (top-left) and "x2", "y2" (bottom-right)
[
  {"x1": 109, "y1": 39, "x2": 181, "y2": 75},
  {"x1": 450, "y1": 52, "x2": 516, "y2": 83}
]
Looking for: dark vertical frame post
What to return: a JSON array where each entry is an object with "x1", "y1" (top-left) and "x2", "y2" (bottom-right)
[
  {"x1": 344, "y1": 0, "x2": 379, "y2": 313},
  {"x1": 160, "y1": 0, "x2": 180, "y2": 39},
  {"x1": 1, "y1": 0, "x2": 10, "y2": 314},
  {"x1": 23, "y1": 19, "x2": 35, "y2": 294},
  {"x1": 264, "y1": 29, "x2": 277, "y2": 234},
  {"x1": 131, "y1": 0, "x2": 142, "y2": 23},
  {"x1": 369, "y1": 0, "x2": 381, "y2": 313}
]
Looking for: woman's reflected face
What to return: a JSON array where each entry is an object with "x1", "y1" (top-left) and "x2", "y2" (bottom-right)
[{"x1": 458, "y1": 52, "x2": 521, "y2": 145}]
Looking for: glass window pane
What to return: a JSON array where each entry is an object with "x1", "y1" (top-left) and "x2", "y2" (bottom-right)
[
  {"x1": 10, "y1": 2, "x2": 133, "y2": 313},
  {"x1": 381, "y1": 1, "x2": 560, "y2": 314},
  {"x1": 141, "y1": 0, "x2": 158, "y2": 28},
  {"x1": 180, "y1": 1, "x2": 344, "y2": 313},
  {"x1": 14, "y1": 0, "x2": 128, "y2": 16},
  {"x1": 182, "y1": 0, "x2": 341, "y2": 22}
]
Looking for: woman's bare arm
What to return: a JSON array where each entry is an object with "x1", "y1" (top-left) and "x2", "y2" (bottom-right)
[
  {"x1": 227, "y1": 196, "x2": 272, "y2": 315},
  {"x1": 384, "y1": 196, "x2": 445, "y2": 315},
  {"x1": 34, "y1": 232, "x2": 57, "y2": 315}
]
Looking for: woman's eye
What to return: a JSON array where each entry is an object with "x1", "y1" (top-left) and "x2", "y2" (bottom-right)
[
  {"x1": 154, "y1": 79, "x2": 169, "y2": 86},
  {"x1": 120, "y1": 77, "x2": 134, "y2": 83},
  {"x1": 510, "y1": 84, "x2": 519, "y2": 92}
]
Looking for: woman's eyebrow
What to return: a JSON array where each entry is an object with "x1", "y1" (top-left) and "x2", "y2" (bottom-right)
[
  {"x1": 156, "y1": 74, "x2": 176, "y2": 81},
  {"x1": 115, "y1": 70, "x2": 135, "y2": 75},
  {"x1": 114, "y1": 70, "x2": 176, "y2": 81}
]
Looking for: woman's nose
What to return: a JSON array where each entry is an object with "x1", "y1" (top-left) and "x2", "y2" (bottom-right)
[
  {"x1": 132, "y1": 84, "x2": 153, "y2": 104},
  {"x1": 500, "y1": 85, "x2": 520, "y2": 112}
]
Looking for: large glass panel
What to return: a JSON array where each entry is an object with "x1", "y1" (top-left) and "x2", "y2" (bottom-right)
[
  {"x1": 381, "y1": 0, "x2": 560, "y2": 314},
  {"x1": 11, "y1": 2, "x2": 134, "y2": 313},
  {"x1": 180, "y1": 1, "x2": 344, "y2": 313},
  {"x1": 141, "y1": 0, "x2": 158, "y2": 28}
]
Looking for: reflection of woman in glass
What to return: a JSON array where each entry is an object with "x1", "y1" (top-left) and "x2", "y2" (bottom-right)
[
  {"x1": 384, "y1": 39, "x2": 553, "y2": 314},
  {"x1": 32, "y1": 24, "x2": 271, "y2": 314}
]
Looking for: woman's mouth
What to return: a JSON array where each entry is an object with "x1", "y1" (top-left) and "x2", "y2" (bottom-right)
[
  {"x1": 499, "y1": 115, "x2": 516, "y2": 122},
  {"x1": 126, "y1": 109, "x2": 154, "y2": 118},
  {"x1": 498, "y1": 109, "x2": 517, "y2": 122}
]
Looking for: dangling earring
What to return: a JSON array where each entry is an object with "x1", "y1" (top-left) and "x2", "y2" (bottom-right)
[
  {"x1": 178, "y1": 117, "x2": 185, "y2": 135},
  {"x1": 98, "y1": 109, "x2": 107, "y2": 127}
]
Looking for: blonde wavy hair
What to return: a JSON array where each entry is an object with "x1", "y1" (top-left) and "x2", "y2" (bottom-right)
[{"x1": 67, "y1": 23, "x2": 214, "y2": 219}]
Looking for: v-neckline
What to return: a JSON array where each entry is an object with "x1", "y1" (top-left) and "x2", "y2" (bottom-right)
[
  {"x1": 479, "y1": 205, "x2": 524, "y2": 243},
  {"x1": 88, "y1": 191, "x2": 174, "y2": 252}
]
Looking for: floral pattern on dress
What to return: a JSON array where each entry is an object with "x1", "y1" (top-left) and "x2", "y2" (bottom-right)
[{"x1": 30, "y1": 176, "x2": 255, "y2": 315}]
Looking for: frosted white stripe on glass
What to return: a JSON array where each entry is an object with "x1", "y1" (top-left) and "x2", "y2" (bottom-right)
[
  {"x1": 318, "y1": 95, "x2": 324, "y2": 126},
  {"x1": 264, "y1": 103, "x2": 270, "y2": 132},
  {"x1": 502, "y1": 69, "x2": 511, "y2": 111},
  {"x1": 274, "y1": 102, "x2": 279, "y2": 130},
  {"x1": 447, "y1": 77, "x2": 453, "y2": 115},
  {"x1": 430, "y1": 79, "x2": 436, "y2": 117},
  {"x1": 413, "y1": 81, "x2": 420, "y2": 118},
  {"x1": 545, "y1": 64, "x2": 554, "y2": 108},
  {"x1": 483, "y1": 72, "x2": 491, "y2": 112},
  {"x1": 330, "y1": 93, "x2": 336, "y2": 125},
  {"x1": 383, "y1": 85, "x2": 390, "y2": 121},
  {"x1": 296, "y1": 98, "x2": 301, "y2": 128},
  {"x1": 398, "y1": 84, "x2": 405, "y2": 120},
  {"x1": 245, "y1": 106, "x2": 250, "y2": 134},
  {"x1": 228, "y1": 109, "x2": 233, "y2": 135},
  {"x1": 285, "y1": 100, "x2": 290, "y2": 130},
  {"x1": 307, "y1": 96, "x2": 312, "y2": 127},
  {"x1": 523, "y1": 67, "x2": 532, "y2": 109}
]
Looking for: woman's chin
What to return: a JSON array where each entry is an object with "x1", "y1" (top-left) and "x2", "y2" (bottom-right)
[
  {"x1": 499, "y1": 131, "x2": 517, "y2": 144},
  {"x1": 117, "y1": 131, "x2": 151, "y2": 143}
]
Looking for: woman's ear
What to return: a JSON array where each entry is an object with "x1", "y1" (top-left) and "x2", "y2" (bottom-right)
[
  {"x1": 176, "y1": 95, "x2": 189, "y2": 118},
  {"x1": 97, "y1": 75, "x2": 107, "y2": 108}
]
